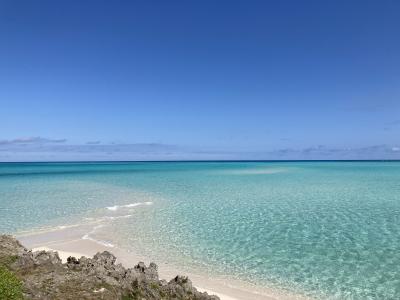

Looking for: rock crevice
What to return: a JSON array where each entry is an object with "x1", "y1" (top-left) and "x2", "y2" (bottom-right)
[{"x1": 0, "y1": 235, "x2": 219, "y2": 300}]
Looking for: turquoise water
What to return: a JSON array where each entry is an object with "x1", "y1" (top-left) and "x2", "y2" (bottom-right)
[{"x1": 1, "y1": 161, "x2": 400, "y2": 299}]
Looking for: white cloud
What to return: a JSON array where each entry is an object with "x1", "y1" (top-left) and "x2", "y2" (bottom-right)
[{"x1": 0, "y1": 137, "x2": 66, "y2": 146}]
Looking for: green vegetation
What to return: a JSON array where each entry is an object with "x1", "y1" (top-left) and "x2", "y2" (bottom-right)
[
  {"x1": 0, "y1": 265, "x2": 23, "y2": 300},
  {"x1": 150, "y1": 281, "x2": 160, "y2": 290},
  {"x1": 0, "y1": 255, "x2": 18, "y2": 268}
]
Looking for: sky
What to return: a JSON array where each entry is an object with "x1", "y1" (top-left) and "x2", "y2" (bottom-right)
[{"x1": 0, "y1": 0, "x2": 400, "y2": 161}]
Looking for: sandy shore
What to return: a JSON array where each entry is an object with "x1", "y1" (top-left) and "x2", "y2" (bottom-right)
[{"x1": 18, "y1": 227, "x2": 307, "y2": 300}]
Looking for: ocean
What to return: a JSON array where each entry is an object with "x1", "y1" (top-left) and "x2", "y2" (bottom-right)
[{"x1": 1, "y1": 161, "x2": 399, "y2": 299}]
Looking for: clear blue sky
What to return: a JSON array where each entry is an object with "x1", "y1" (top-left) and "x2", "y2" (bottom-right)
[{"x1": 1, "y1": 1, "x2": 399, "y2": 161}]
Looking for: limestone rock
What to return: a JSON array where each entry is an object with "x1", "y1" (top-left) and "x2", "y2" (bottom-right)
[{"x1": 0, "y1": 235, "x2": 219, "y2": 300}]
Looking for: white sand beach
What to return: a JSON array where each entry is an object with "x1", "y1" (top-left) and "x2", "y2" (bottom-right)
[{"x1": 18, "y1": 227, "x2": 307, "y2": 300}]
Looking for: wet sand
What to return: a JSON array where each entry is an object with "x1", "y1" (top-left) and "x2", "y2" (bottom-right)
[{"x1": 18, "y1": 227, "x2": 307, "y2": 300}]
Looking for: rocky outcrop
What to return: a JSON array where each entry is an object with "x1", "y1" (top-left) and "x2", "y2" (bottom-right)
[{"x1": 0, "y1": 235, "x2": 219, "y2": 300}]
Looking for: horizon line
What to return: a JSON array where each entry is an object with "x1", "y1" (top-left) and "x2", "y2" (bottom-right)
[{"x1": 1, "y1": 159, "x2": 400, "y2": 164}]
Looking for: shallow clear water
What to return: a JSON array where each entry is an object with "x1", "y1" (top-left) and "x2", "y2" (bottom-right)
[{"x1": 1, "y1": 161, "x2": 400, "y2": 299}]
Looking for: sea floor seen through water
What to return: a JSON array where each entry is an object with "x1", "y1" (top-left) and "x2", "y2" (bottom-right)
[{"x1": 1, "y1": 161, "x2": 400, "y2": 299}]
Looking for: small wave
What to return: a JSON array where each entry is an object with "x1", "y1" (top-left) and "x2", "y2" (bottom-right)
[
  {"x1": 55, "y1": 224, "x2": 82, "y2": 230},
  {"x1": 82, "y1": 234, "x2": 115, "y2": 248},
  {"x1": 106, "y1": 201, "x2": 153, "y2": 211},
  {"x1": 104, "y1": 214, "x2": 133, "y2": 220},
  {"x1": 82, "y1": 224, "x2": 114, "y2": 248}
]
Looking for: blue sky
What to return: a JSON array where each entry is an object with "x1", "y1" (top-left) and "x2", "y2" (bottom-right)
[{"x1": 0, "y1": 1, "x2": 399, "y2": 161}]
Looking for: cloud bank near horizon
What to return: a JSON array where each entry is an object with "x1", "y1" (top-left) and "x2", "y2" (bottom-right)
[
  {"x1": 0, "y1": 136, "x2": 399, "y2": 161},
  {"x1": 0, "y1": 137, "x2": 67, "y2": 146}
]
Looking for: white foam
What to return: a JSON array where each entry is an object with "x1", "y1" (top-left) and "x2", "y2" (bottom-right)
[
  {"x1": 106, "y1": 201, "x2": 153, "y2": 211},
  {"x1": 106, "y1": 205, "x2": 119, "y2": 211},
  {"x1": 54, "y1": 224, "x2": 83, "y2": 230},
  {"x1": 82, "y1": 224, "x2": 114, "y2": 248},
  {"x1": 82, "y1": 234, "x2": 115, "y2": 248},
  {"x1": 77, "y1": 202, "x2": 153, "y2": 252}
]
